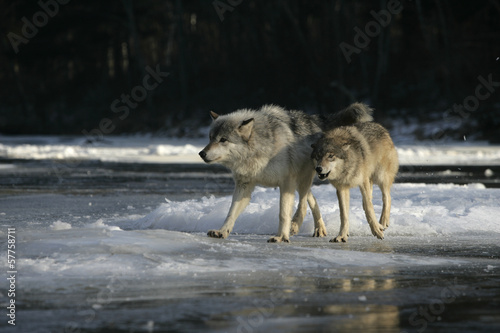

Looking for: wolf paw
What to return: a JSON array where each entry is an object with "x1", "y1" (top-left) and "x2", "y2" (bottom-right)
[
  {"x1": 371, "y1": 227, "x2": 384, "y2": 240},
  {"x1": 207, "y1": 230, "x2": 228, "y2": 239},
  {"x1": 330, "y1": 235, "x2": 348, "y2": 243},
  {"x1": 290, "y1": 222, "x2": 300, "y2": 236},
  {"x1": 312, "y1": 226, "x2": 327, "y2": 237},
  {"x1": 267, "y1": 236, "x2": 290, "y2": 243}
]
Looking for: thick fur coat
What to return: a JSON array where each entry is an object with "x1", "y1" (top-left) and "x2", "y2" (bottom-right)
[{"x1": 199, "y1": 103, "x2": 374, "y2": 242}]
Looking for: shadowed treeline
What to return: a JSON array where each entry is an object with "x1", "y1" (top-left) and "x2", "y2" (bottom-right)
[{"x1": 1, "y1": 0, "x2": 499, "y2": 141}]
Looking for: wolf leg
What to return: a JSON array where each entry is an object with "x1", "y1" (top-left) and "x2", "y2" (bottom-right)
[
  {"x1": 268, "y1": 182, "x2": 295, "y2": 243},
  {"x1": 331, "y1": 187, "x2": 350, "y2": 243},
  {"x1": 290, "y1": 174, "x2": 308, "y2": 236},
  {"x1": 290, "y1": 171, "x2": 326, "y2": 237},
  {"x1": 290, "y1": 192, "x2": 326, "y2": 237},
  {"x1": 290, "y1": 172, "x2": 310, "y2": 236},
  {"x1": 290, "y1": 196, "x2": 307, "y2": 237},
  {"x1": 379, "y1": 182, "x2": 392, "y2": 230},
  {"x1": 368, "y1": 179, "x2": 384, "y2": 231},
  {"x1": 359, "y1": 180, "x2": 384, "y2": 240},
  {"x1": 207, "y1": 181, "x2": 254, "y2": 239},
  {"x1": 307, "y1": 192, "x2": 327, "y2": 237}
]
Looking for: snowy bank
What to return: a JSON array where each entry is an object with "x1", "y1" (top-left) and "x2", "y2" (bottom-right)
[
  {"x1": 0, "y1": 135, "x2": 203, "y2": 164},
  {"x1": 132, "y1": 183, "x2": 500, "y2": 237},
  {"x1": 1, "y1": 135, "x2": 500, "y2": 165}
]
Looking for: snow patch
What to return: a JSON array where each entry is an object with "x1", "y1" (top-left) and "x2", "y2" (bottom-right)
[
  {"x1": 132, "y1": 184, "x2": 500, "y2": 237},
  {"x1": 50, "y1": 221, "x2": 72, "y2": 230},
  {"x1": 88, "y1": 219, "x2": 122, "y2": 231}
]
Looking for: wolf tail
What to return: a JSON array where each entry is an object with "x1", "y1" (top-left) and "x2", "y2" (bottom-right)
[{"x1": 321, "y1": 102, "x2": 374, "y2": 130}]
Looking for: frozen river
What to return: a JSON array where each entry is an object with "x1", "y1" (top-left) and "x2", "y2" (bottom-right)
[{"x1": 0, "y1": 136, "x2": 500, "y2": 332}]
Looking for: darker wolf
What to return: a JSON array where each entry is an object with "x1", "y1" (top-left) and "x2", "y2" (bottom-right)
[
  {"x1": 199, "y1": 103, "x2": 373, "y2": 242},
  {"x1": 311, "y1": 120, "x2": 398, "y2": 242}
]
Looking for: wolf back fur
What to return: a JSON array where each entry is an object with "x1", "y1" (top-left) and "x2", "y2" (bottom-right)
[
  {"x1": 311, "y1": 121, "x2": 399, "y2": 242},
  {"x1": 199, "y1": 103, "x2": 373, "y2": 242}
]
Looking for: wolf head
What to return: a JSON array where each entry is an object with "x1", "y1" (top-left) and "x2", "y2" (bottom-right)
[
  {"x1": 311, "y1": 136, "x2": 350, "y2": 181},
  {"x1": 199, "y1": 111, "x2": 255, "y2": 165}
]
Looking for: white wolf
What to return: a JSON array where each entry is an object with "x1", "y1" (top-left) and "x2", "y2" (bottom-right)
[{"x1": 199, "y1": 104, "x2": 373, "y2": 242}]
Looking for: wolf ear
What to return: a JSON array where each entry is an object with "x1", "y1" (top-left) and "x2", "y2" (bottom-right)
[
  {"x1": 210, "y1": 111, "x2": 219, "y2": 121},
  {"x1": 238, "y1": 118, "x2": 254, "y2": 141}
]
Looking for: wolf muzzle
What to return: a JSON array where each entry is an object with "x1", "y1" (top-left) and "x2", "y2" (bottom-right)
[
  {"x1": 199, "y1": 150, "x2": 208, "y2": 162},
  {"x1": 315, "y1": 166, "x2": 330, "y2": 180}
]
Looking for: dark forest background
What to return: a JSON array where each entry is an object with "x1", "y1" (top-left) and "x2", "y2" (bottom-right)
[{"x1": 1, "y1": 0, "x2": 500, "y2": 141}]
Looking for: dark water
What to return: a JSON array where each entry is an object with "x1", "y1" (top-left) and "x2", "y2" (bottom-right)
[{"x1": 1, "y1": 159, "x2": 500, "y2": 195}]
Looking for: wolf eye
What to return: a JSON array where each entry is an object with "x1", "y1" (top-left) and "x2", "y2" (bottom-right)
[
  {"x1": 219, "y1": 138, "x2": 228, "y2": 143},
  {"x1": 328, "y1": 154, "x2": 336, "y2": 160}
]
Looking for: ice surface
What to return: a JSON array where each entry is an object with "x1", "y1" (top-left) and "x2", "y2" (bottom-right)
[
  {"x1": 3, "y1": 182, "x2": 499, "y2": 332},
  {"x1": 1, "y1": 135, "x2": 500, "y2": 332},
  {"x1": 5, "y1": 183, "x2": 498, "y2": 295}
]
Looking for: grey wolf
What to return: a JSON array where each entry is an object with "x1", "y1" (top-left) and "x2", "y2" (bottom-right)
[
  {"x1": 311, "y1": 120, "x2": 398, "y2": 242},
  {"x1": 199, "y1": 103, "x2": 373, "y2": 242}
]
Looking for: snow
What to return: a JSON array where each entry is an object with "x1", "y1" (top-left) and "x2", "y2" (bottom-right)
[
  {"x1": 132, "y1": 183, "x2": 500, "y2": 237},
  {"x1": 485, "y1": 168, "x2": 495, "y2": 177},
  {"x1": 50, "y1": 220, "x2": 72, "y2": 230},
  {"x1": 1, "y1": 135, "x2": 500, "y2": 165},
  {"x1": 0, "y1": 135, "x2": 203, "y2": 164},
  {"x1": 396, "y1": 144, "x2": 500, "y2": 165}
]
